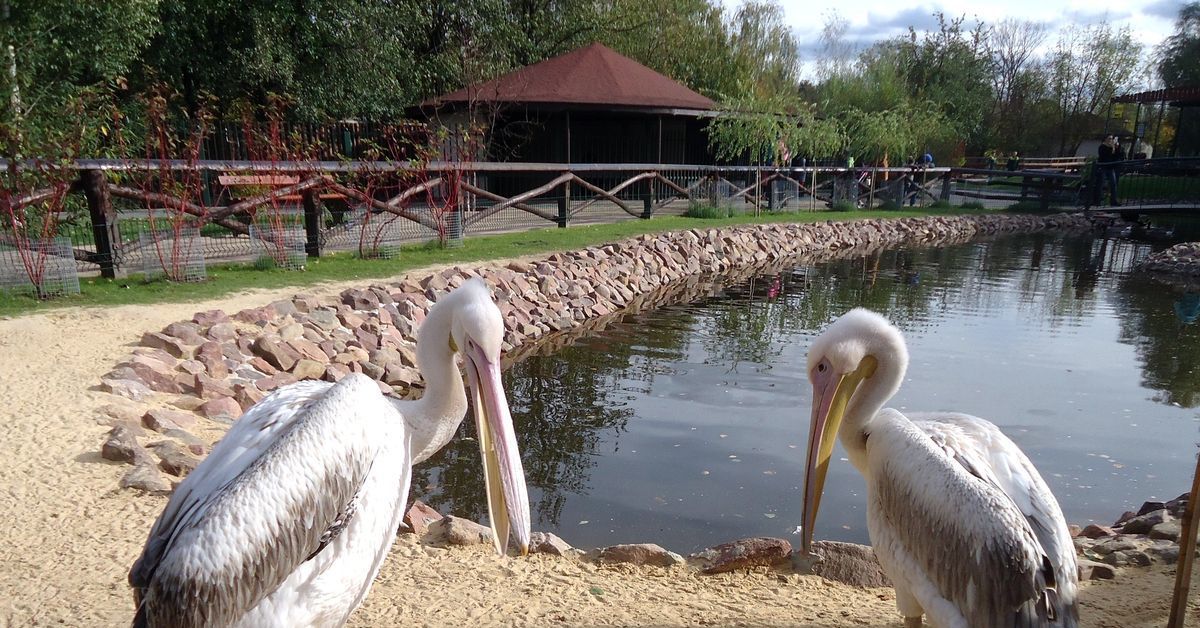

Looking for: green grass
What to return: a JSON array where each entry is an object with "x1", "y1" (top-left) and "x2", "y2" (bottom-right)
[
  {"x1": 1119, "y1": 175, "x2": 1199, "y2": 202},
  {"x1": 0, "y1": 208, "x2": 991, "y2": 318},
  {"x1": 684, "y1": 202, "x2": 742, "y2": 219}
]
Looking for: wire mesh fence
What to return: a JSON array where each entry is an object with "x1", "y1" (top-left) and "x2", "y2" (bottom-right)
[
  {"x1": 139, "y1": 227, "x2": 207, "y2": 282},
  {"x1": 0, "y1": 237, "x2": 81, "y2": 297}
]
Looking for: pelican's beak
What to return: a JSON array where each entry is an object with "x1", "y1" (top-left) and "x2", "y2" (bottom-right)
[
  {"x1": 465, "y1": 343, "x2": 531, "y2": 556},
  {"x1": 800, "y1": 357, "x2": 875, "y2": 555}
]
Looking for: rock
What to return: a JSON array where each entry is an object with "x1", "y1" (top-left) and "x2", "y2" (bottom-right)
[
  {"x1": 116, "y1": 361, "x2": 183, "y2": 394},
  {"x1": 163, "y1": 428, "x2": 208, "y2": 456},
  {"x1": 193, "y1": 309, "x2": 230, "y2": 326},
  {"x1": 403, "y1": 500, "x2": 443, "y2": 536},
  {"x1": 1080, "y1": 524, "x2": 1115, "y2": 539},
  {"x1": 596, "y1": 543, "x2": 684, "y2": 567},
  {"x1": 1067, "y1": 524, "x2": 1081, "y2": 538},
  {"x1": 207, "y1": 322, "x2": 237, "y2": 342},
  {"x1": 291, "y1": 358, "x2": 327, "y2": 381},
  {"x1": 120, "y1": 461, "x2": 172, "y2": 493},
  {"x1": 529, "y1": 531, "x2": 573, "y2": 556},
  {"x1": 1077, "y1": 559, "x2": 1116, "y2": 580},
  {"x1": 1138, "y1": 501, "x2": 1167, "y2": 516},
  {"x1": 141, "y1": 331, "x2": 193, "y2": 358},
  {"x1": 101, "y1": 378, "x2": 153, "y2": 401},
  {"x1": 252, "y1": 336, "x2": 301, "y2": 372},
  {"x1": 1103, "y1": 549, "x2": 1152, "y2": 568},
  {"x1": 164, "y1": 322, "x2": 206, "y2": 345},
  {"x1": 794, "y1": 541, "x2": 891, "y2": 588},
  {"x1": 257, "y1": 372, "x2": 299, "y2": 392},
  {"x1": 195, "y1": 374, "x2": 235, "y2": 400},
  {"x1": 427, "y1": 515, "x2": 493, "y2": 547},
  {"x1": 101, "y1": 425, "x2": 142, "y2": 463},
  {"x1": 142, "y1": 408, "x2": 198, "y2": 432},
  {"x1": 1150, "y1": 520, "x2": 1182, "y2": 542},
  {"x1": 1166, "y1": 493, "x2": 1189, "y2": 517},
  {"x1": 1121, "y1": 509, "x2": 1171, "y2": 535},
  {"x1": 1114, "y1": 510, "x2": 1138, "y2": 526},
  {"x1": 234, "y1": 384, "x2": 266, "y2": 411},
  {"x1": 199, "y1": 397, "x2": 242, "y2": 423},
  {"x1": 691, "y1": 537, "x2": 791, "y2": 574},
  {"x1": 1091, "y1": 537, "x2": 1139, "y2": 556},
  {"x1": 196, "y1": 341, "x2": 229, "y2": 379},
  {"x1": 1147, "y1": 543, "x2": 1181, "y2": 565},
  {"x1": 152, "y1": 441, "x2": 201, "y2": 477},
  {"x1": 341, "y1": 288, "x2": 380, "y2": 310}
]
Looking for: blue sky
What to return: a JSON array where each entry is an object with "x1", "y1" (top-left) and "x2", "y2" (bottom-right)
[{"x1": 744, "y1": 0, "x2": 1187, "y2": 79}]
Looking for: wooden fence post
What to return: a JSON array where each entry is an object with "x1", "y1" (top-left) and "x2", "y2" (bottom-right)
[
  {"x1": 642, "y1": 177, "x2": 653, "y2": 219},
  {"x1": 941, "y1": 170, "x2": 953, "y2": 202},
  {"x1": 80, "y1": 169, "x2": 119, "y2": 279},
  {"x1": 1168, "y1": 449, "x2": 1200, "y2": 627},
  {"x1": 302, "y1": 190, "x2": 321, "y2": 258},
  {"x1": 557, "y1": 179, "x2": 569, "y2": 228}
]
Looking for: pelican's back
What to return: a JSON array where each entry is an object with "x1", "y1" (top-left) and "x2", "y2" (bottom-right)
[
  {"x1": 865, "y1": 411, "x2": 1072, "y2": 627},
  {"x1": 130, "y1": 375, "x2": 410, "y2": 628}
]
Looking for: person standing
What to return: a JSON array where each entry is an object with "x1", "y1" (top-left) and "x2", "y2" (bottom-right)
[{"x1": 1097, "y1": 135, "x2": 1121, "y2": 206}]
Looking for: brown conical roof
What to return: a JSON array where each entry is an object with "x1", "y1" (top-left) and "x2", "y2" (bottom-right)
[{"x1": 426, "y1": 43, "x2": 715, "y2": 111}]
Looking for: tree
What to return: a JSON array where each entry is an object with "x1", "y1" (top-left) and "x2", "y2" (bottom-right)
[
  {"x1": 1157, "y1": 2, "x2": 1200, "y2": 87},
  {"x1": 986, "y1": 19, "x2": 1051, "y2": 153},
  {"x1": 1046, "y1": 23, "x2": 1143, "y2": 155},
  {"x1": 727, "y1": 0, "x2": 801, "y2": 98},
  {"x1": 706, "y1": 93, "x2": 842, "y2": 166}
]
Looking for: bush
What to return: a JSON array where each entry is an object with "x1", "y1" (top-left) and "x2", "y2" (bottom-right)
[
  {"x1": 877, "y1": 200, "x2": 903, "y2": 211},
  {"x1": 929, "y1": 199, "x2": 953, "y2": 209},
  {"x1": 685, "y1": 202, "x2": 741, "y2": 219},
  {"x1": 829, "y1": 200, "x2": 856, "y2": 212},
  {"x1": 1005, "y1": 201, "x2": 1046, "y2": 213},
  {"x1": 958, "y1": 201, "x2": 986, "y2": 210}
]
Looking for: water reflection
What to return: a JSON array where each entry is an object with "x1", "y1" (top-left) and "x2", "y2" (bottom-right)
[{"x1": 409, "y1": 233, "x2": 1200, "y2": 552}]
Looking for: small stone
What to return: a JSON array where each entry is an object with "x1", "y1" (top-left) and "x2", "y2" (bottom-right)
[
  {"x1": 403, "y1": 500, "x2": 443, "y2": 536},
  {"x1": 693, "y1": 537, "x2": 791, "y2": 574},
  {"x1": 427, "y1": 515, "x2": 493, "y2": 547},
  {"x1": 199, "y1": 397, "x2": 242, "y2": 423},
  {"x1": 252, "y1": 336, "x2": 301, "y2": 372},
  {"x1": 1080, "y1": 524, "x2": 1115, "y2": 539},
  {"x1": 796, "y1": 541, "x2": 891, "y2": 588},
  {"x1": 141, "y1": 331, "x2": 193, "y2": 358},
  {"x1": 291, "y1": 359, "x2": 327, "y2": 381},
  {"x1": 152, "y1": 441, "x2": 201, "y2": 477},
  {"x1": 595, "y1": 543, "x2": 683, "y2": 567},
  {"x1": 1121, "y1": 509, "x2": 1171, "y2": 535},
  {"x1": 193, "y1": 309, "x2": 230, "y2": 326},
  {"x1": 1138, "y1": 501, "x2": 1167, "y2": 516},
  {"x1": 1091, "y1": 537, "x2": 1139, "y2": 556},
  {"x1": 101, "y1": 425, "x2": 142, "y2": 463},
  {"x1": 256, "y1": 372, "x2": 299, "y2": 392},
  {"x1": 101, "y1": 378, "x2": 153, "y2": 401},
  {"x1": 163, "y1": 428, "x2": 208, "y2": 455},
  {"x1": 164, "y1": 322, "x2": 205, "y2": 345},
  {"x1": 1077, "y1": 559, "x2": 1116, "y2": 580},
  {"x1": 142, "y1": 408, "x2": 198, "y2": 432},
  {"x1": 1103, "y1": 549, "x2": 1152, "y2": 567},
  {"x1": 529, "y1": 531, "x2": 573, "y2": 556},
  {"x1": 1067, "y1": 524, "x2": 1082, "y2": 537},
  {"x1": 120, "y1": 461, "x2": 172, "y2": 493},
  {"x1": 1150, "y1": 520, "x2": 1182, "y2": 542},
  {"x1": 234, "y1": 384, "x2": 265, "y2": 411},
  {"x1": 1147, "y1": 544, "x2": 1181, "y2": 565}
]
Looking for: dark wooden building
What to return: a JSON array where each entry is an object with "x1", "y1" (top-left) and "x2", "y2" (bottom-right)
[
  {"x1": 1113, "y1": 86, "x2": 1200, "y2": 157},
  {"x1": 420, "y1": 43, "x2": 718, "y2": 165}
]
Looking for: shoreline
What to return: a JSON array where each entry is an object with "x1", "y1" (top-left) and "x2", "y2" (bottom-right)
[{"x1": 3, "y1": 212, "x2": 1198, "y2": 626}]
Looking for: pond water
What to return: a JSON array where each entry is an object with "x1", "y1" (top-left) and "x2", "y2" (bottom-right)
[{"x1": 410, "y1": 231, "x2": 1200, "y2": 554}]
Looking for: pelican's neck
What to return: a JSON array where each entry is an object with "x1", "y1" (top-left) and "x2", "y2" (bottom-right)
[
  {"x1": 398, "y1": 301, "x2": 468, "y2": 464},
  {"x1": 839, "y1": 348, "x2": 905, "y2": 471}
]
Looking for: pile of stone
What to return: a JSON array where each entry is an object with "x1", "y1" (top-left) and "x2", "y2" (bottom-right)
[
  {"x1": 1072, "y1": 493, "x2": 1191, "y2": 580},
  {"x1": 96, "y1": 213, "x2": 1096, "y2": 493},
  {"x1": 1143, "y1": 242, "x2": 1200, "y2": 279}
]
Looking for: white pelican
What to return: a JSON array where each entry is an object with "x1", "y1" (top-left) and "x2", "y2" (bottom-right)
[
  {"x1": 800, "y1": 308, "x2": 1078, "y2": 627},
  {"x1": 129, "y1": 278, "x2": 530, "y2": 627}
]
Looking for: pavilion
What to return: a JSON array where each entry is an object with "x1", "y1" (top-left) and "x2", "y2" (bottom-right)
[{"x1": 1111, "y1": 86, "x2": 1200, "y2": 157}]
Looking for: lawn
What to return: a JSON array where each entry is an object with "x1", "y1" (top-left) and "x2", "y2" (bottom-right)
[{"x1": 0, "y1": 207, "x2": 988, "y2": 318}]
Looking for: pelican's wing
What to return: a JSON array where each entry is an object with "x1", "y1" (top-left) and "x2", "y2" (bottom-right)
[
  {"x1": 913, "y1": 412, "x2": 1079, "y2": 625},
  {"x1": 867, "y1": 412, "x2": 1059, "y2": 626},
  {"x1": 130, "y1": 375, "x2": 396, "y2": 628}
]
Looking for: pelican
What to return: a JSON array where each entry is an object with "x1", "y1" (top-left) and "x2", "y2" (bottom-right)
[
  {"x1": 129, "y1": 278, "x2": 530, "y2": 627},
  {"x1": 800, "y1": 308, "x2": 1078, "y2": 627}
]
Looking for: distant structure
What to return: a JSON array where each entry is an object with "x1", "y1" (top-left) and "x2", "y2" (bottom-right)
[
  {"x1": 419, "y1": 43, "x2": 718, "y2": 165},
  {"x1": 1111, "y1": 86, "x2": 1200, "y2": 157}
]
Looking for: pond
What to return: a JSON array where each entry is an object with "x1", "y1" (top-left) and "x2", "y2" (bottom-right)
[{"x1": 410, "y1": 231, "x2": 1200, "y2": 554}]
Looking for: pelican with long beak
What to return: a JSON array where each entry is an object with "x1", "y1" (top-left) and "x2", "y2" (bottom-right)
[
  {"x1": 801, "y1": 308, "x2": 1078, "y2": 627},
  {"x1": 129, "y1": 278, "x2": 530, "y2": 627}
]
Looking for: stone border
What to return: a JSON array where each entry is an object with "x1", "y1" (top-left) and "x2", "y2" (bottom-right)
[
  {"x1": 97, "y1": 212, "x2": 1100, "y2": 491},
  {"x1": 1142, "y1": 242, "x2": 1200, "y2": 288}
]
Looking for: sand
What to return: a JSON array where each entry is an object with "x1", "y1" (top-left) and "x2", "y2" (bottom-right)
[{"x1": 0, "y1": 264, "x2": 1197, "y2": 627}]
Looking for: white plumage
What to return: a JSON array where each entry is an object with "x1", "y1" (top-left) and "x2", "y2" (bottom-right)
[
  {"x1": 130, "y1": 278, "x2": 530, "y2": 627},
  {"x1": 800, "y1": 308, "x2": 1078, "y2": 628}
]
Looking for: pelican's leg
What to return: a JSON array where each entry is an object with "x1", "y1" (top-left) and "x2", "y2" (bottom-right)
[{"x1": 895, "y1": 585, "x2": 924, "y2": 628}]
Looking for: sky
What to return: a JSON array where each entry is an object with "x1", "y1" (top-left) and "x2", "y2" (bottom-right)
[{"x1": 746, "y1": 0, "x2": 1188, "y2": 80}]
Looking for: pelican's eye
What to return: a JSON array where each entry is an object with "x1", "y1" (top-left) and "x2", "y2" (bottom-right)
[{"x1": 816, "y1": 362, "x2": 828, "y2": 373}]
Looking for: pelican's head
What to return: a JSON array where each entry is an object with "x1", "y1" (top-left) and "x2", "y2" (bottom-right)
[
  {"x1": 442, "y1": 278, "x2": 531, "y2": 556},
  {"x1": 800, "y1": 308, "x2": 907, "y2": 554}
]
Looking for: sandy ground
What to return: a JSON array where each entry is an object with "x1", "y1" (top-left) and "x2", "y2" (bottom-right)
[{"x1": 1, "y1": 263, "x2": 1198, "y2": 627}]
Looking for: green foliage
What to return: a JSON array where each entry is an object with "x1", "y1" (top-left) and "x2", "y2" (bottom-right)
[
  {"x1": 684, "y1": 202, "x2": 741, "y2": 218},
  {"x1": 707, "y1": 93, "x2": 843, "y2": 165},
  {"x1": 830, "y1": 200, "x2": 856, "y2": 212},
  {"x1": 878, "y1": 200, "x2": 903, "y2": 211},
  {"x1": 1157, "y1": 3, "x2": 1200, "y2": 87},
  {"x1": 958, "y1": 200, "x2": 986, "y2": 210},
  {"x1": 1046, "y1": 23, "x2": 1143, "y2": 155}
]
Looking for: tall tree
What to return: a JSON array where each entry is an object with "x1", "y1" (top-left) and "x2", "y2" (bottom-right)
[
  {"x1": 987, "y1": 19, "x2": 1050, "y2": 153},
  {"x1": 1157, "y1": 2, "x2": 1200, "y2": 87},
  {"x1": 1047, "y1": 23, "x2": 1142, "y2": 155}
]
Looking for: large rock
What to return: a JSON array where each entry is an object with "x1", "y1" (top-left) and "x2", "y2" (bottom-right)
[
  {"x1": 101, "y1": 378, "x2": 153, "y2": 401},
  {"x1": 101, "y1": 425, "x2": 143, "y2": 463},
  {"x1": 427, "y1": 515, "x2": 493, "y2": 547},
  {"x1": 692, "y1": 537, "x2": 791, "y2": 574},
  {"x1": 141, "y1": 331, "x2": 193, "y2": 358},
  {"x1": 794, "y1": 541, "x2": 891, "y2": 588},
  {"x1": 596, "y1": 543, "x2": 684, "y2": 567},
  {"x1": 291, "y1": 359, "x2": 327, "y2": 381},
  {"x1": 1150, "y1": 520, "x2": 1182, "y2": 542},
  {"x1": 529, "y1": 531, "x2": 574, "y2": 556},
  {"x1": 403, "y1": 500, "x2": 443, "y2": 536},
  {"x1": 120, "y1": 461, "x2": 172, "y2": 493},
  {"x1": 199, "y1": 396, "x2": 242, "y2": 423},
  {"x1": 1077, "y1": 558, "x2": 1116, "y2": 581},
  {"x1": 251, "y1": 336, "x2": 301, "y2": 372},
  {"x1": 1121, "y1": 509, "x2": 1171, "y2": 535},
  {"x1": 152, "y1": 441, "x2": 201, "y2": 477},
  {"x1": 1079, "y1": 524, "x2": 1114, "y2": 539},
  {"x1": 142, "y1": 408, "x2": 198, "y2": 432}
]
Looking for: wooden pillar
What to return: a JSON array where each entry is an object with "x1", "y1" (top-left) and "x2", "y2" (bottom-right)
[
  {"x1": 565, "y1": 111, "x2": 572, "y2": 164},
  {"x1": 80, "y1": 169, "x2": 119, "y2": 279},
  {"x1": 641, "y1": 177, "x2": 653, "y2": 219},
  {"x1": 941, "y1": 170, "x2": 953, "y2": 202},
  {"x1": 557, "y1": 179, "x2": 569, "y2": 228},
  {"x1": 302, "y1": 190, "x2": 321, "y2": 258},
  {"x1": 1168, "y1": 449, "x2": 1200, "y2": 628}
]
